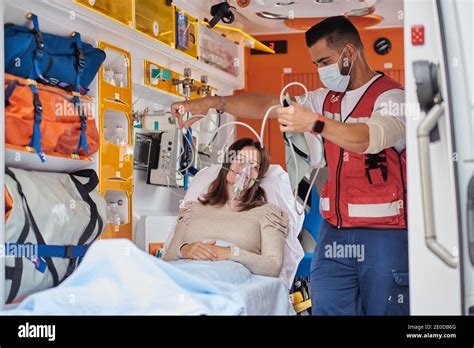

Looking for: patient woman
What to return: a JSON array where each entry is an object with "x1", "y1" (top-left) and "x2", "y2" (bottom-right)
[{"x1": 163, "y1": 138, "x2": 288, "y2": 277}]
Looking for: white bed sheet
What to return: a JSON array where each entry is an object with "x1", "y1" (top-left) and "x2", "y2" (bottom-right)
[
  {"x1": 169, "y1": 260, "x2": 296, "y2": 315},
  {"x1": 1, "y1": 239, "x2": 295, "y2": 315}
]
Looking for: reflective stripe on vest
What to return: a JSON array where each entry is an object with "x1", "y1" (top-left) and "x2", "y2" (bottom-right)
[
  {"x1": 348, "y1": 200, "x2": 403, "y2": 218},
  {"x1": 320, "y1": 197, "x2": 330, "y2": 212}
]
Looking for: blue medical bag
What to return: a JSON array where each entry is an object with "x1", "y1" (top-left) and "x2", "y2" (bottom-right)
[{"x1": 5, "y1": 13, "x2": 105, "y2": 94}]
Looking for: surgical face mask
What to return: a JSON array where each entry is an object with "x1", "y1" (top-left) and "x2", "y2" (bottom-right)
[
  {"x1": 229, "y1": 162, "x2": 258, "y2": 204},
  {"x1": 318, "y1": 46, "x2": 354, "y2": 92}
]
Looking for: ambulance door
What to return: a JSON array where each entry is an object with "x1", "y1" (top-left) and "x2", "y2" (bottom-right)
[
  {"x1": 437, "y1": 0, "x2": 474, "y2": 315},
  {"x1": 405, "y1": 0, "x2": 462, "y2": 314}
]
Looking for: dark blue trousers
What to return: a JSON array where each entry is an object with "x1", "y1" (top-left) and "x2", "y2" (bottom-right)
[{"x1": 310, "y1": 220, "x2": 409, "y2": 315}]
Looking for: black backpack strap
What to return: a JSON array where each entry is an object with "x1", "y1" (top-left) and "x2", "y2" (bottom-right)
[
  {"x1": 70, "y1": 169, "x2": 99, "y2": 193},
  {"x1": 5, "y1": 168, "x2": 60, "y2": 287},
  {"x1": 283, "y1": 132, "x2": 309, "y2": 160},
  {"x1": 5, "y1": 168, "x2": 32, "y2": 303},
  {"x1": 5, "y1": 80, "x2": 19, "y2": 107},
  {"x1": 5, "y1": 168, "x2": 40, "y2": 302},
  {"x1": 4, "y1": 195, "x2": 30, "y2": 303},
  {"x1": 68, "y1": 170, "x2": 102, "y2": 246},
  {"x1": 62, "y1": 170, "x2": 103, "y2": 280},
  {"x1": 5, "y1": 260, "x2": 23, "y2": 303}
]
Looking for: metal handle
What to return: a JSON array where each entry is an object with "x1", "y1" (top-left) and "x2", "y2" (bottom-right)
[
  {"x1": 417, "y1": 103, "x2": 458, "y2": 268},
  {"x1": 467, "y1": 176, "x2": 474, "y2": 266}
]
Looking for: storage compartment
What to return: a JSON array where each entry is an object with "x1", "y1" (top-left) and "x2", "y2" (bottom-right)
[
  {"x1": 103, "y1": 110, "x2": 131, "y2": 145},
  {"x1": 100, "y1": 109, "x2": 133, "y2": 182},
  {"x1": 99, "y1": 42, "x2": 132, "y2": 107},
  {"x1": 76, "y1": 0, "x2": 134, "y2": 28},
  {"x1": 135, "y1": 0, "x2": 175, "y2": 47},
  {"x1": 199, "y1": 24, "x2": 239, "y2": 77},
  {"x1": 100, "y1": 141, "x2": 133, "y2": 181},
  {"x1": 104, "y1": 190, "x2": 130, "y2": 225},
  {"x1": 143, "y1": 60, "x2": 182, "y2": 97},
  {"x1": 102, "y1": 48, "x2": 130, "y2": 89},
  {"x1": 100, "y1": 187, "x2": 133, "y2": 240},
  {"x1": 174, "y1": 7, "x2": 198, "y2": 59}
]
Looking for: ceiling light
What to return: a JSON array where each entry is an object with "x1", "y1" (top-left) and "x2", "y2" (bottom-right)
[
  {"x1": 345, "y1": 0, "x2": 376, "y2": 16},
  {"x1": 256, "y1": 11, "x2": 289, "y2": 19},
  {"x1": 314, "y1": 0, "x2": 333, "y2": 4},
  {"x1": 346, "y1": 6, "x2": 375, "y2": 16},
  {"x1": 276, "y1": 1, "x2": 295, "y2": 6}
]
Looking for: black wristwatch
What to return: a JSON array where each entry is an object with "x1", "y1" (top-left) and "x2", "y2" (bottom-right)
[{"x1": 311, "y1": 114, "x2": 325, "y2": 134}]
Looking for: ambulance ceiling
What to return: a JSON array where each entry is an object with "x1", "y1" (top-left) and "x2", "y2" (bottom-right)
[{"x1": 176, "y1": 0, "x2": 404, "y2": 35}]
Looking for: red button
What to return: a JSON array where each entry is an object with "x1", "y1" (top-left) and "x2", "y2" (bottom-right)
[{"x1": 411, "y1": 25, "x2": 425, "y2": 45}]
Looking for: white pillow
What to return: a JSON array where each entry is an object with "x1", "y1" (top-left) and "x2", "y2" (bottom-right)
[{"x1": 165, "y1": 164, "x2": 305, "y2": 289}]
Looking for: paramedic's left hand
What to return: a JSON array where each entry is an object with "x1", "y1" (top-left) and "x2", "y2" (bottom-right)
[{"x1": 276, "y1": 102, "x2": 318, "y2": 133}]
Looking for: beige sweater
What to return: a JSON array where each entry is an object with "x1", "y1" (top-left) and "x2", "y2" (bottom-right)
[{"x1": 163, "y1": 201, "x2": 289, "y2": 277}]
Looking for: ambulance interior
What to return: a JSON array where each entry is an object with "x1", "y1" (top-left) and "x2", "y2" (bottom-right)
[{"x1": 1, "y1": 0, "x2": 473, "y2": 316}]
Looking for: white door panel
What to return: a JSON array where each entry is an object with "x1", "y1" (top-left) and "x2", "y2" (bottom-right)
[
  {"x1": 438, "y1": 0, "x2": 474, "y2": 315},
  {"x1": 405, "y1": 0, "x2": 462, "y2": 314}
]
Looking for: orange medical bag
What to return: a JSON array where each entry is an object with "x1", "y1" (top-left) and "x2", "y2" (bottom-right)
[{"x1": 4, "y1": 73, "x2": 99, "y2": 160}]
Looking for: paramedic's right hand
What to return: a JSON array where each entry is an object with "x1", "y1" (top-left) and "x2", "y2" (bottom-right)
[
  {"x1": 171, "y1": 97, "x2": 216, "y2": 129},
  {"x1": 180, "y1": 240, "x2": 218, "y2": 261}
]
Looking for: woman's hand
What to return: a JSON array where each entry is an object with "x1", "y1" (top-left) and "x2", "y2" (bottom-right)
[
  {"x1": 180, "y1": 241, "x2": 218, "y2": 260},
  {"x1": 213, "y1": 246, "x2": 231, "y2": 261},
  {"x1": 180, "y1": 241, "x2": 231, "y2": 261}
]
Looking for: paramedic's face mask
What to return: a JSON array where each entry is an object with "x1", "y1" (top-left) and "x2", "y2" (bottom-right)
[{"x1": 317, "y1": 45, "x2": 354, "y2": 92}]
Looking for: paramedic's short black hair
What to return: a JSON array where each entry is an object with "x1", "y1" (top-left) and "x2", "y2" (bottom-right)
[{"x1": 305, "y1": 16, "x2": 363, "y2": 49}]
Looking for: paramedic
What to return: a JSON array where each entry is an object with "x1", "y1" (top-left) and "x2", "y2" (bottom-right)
[{"x1": 170, "y1": 16, "x2": 408, "y2": 316}]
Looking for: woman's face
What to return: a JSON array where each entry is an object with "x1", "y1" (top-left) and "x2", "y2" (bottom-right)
[{"x1": 226, "y1": 146, "x2": 262, "y2": 191}]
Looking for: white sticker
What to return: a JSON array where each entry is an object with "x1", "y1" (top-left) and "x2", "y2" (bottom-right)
[{"x1": 153, "y1": 21, "x2": 160, "y2": 37}]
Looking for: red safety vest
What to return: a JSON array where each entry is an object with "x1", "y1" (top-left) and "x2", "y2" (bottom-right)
[{"x1": 319, "y1": 73, "x2": 407, "y2": 229}]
